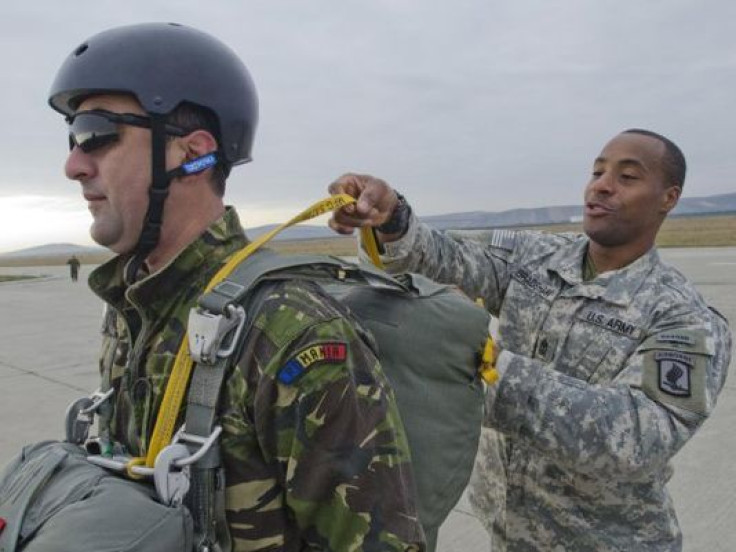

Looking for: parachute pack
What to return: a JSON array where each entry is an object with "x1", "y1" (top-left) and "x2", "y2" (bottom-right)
[
  {"x1": 0, "y1": 196, "x2": 492, "y2": 552},
  {"x1": 188, "y1": 248, "x2": 491, "y2": 551}
]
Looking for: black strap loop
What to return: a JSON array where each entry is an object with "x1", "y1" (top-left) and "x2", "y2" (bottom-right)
[{"x1": 126, "y1": 114, "x2": 172, "y2": 281}]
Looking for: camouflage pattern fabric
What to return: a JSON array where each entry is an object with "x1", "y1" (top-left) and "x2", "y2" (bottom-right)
[
  {"x1": 89, "y1": 207, "x2": 424, "y2": 551},
  {"x1": 373, "y1": 213, "x2": 732, "y2": 552}
]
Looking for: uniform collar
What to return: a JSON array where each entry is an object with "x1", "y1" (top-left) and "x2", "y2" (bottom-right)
[
  {"x1": 89, "y1": 206, "x2": 248, "y2": 315},
  {"x1": 547, "y1": 235, "x2": 660, "y2": 307}
]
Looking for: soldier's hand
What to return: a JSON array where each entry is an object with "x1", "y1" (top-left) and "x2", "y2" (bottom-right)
[{"x1": 328, "y1": 173, "x2": 399, "y2": 235}]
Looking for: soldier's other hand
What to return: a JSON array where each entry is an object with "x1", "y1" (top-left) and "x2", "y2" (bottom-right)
[{"x1": 328, "y1": 173, "x2": 399, "y2": 235}]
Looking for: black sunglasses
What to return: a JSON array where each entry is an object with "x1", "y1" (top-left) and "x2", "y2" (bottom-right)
[{"x1": 67, "y1": 110, "x2": 190, "y2": 153}]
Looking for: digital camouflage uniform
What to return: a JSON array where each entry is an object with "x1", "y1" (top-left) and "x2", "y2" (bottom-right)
[
  {"x1": 89, "y1": 207, "x2": 424, "y2": 552},
  {"x1": 375, "y1": 214, "x2": 732, "y2": 552}
]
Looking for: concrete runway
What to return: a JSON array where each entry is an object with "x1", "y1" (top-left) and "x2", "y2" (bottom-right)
[{"x1": 1, "y1": 247, "x2": 734, "y2": 551}]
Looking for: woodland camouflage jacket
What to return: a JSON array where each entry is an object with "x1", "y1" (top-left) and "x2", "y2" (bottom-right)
[{"x1": 89, "y1": 207, "x2": 424, "y2": 551}]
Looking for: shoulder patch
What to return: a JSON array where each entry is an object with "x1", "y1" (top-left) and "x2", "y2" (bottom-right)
[
  {"x1": 655, "y1": 351, "x2": 694, "y2": 397},
  {"x1": 277, "y1": 342, "x2": 348, "y2": 385},
  {"x1": 640, "y1": 331, "x2": 712, "y2": 415}
]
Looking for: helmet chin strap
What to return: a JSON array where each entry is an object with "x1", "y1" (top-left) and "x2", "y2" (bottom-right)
[{"x1": 125, "y1": 113, "x2": 220, "y2": 284}]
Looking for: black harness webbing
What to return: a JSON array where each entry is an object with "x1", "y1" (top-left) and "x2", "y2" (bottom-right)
[{"x1": 125, "y1": 113, "x2": 170, "y2": 283}]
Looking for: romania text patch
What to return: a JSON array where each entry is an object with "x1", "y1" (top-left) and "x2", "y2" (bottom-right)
[{"x1": 278, "y1": 342, "x2": 348, "y2": 385}]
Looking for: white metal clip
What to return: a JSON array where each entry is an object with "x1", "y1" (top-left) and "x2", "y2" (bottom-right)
[{"x1": 187, "y1": 304, "x2": 246, "y2": 364}]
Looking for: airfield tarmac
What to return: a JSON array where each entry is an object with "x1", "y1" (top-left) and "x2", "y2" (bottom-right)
[{"x1": 1, "y1": 246, "x2": 734, "y2": 551}]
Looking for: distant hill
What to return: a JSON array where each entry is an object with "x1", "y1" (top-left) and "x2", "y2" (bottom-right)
[
  {"x1": 0, "y1": 243, "x2": 111, "y2": 266},
  {"x1": 0, "y1": 243, "x2": 105, "y2": 259},
  {"x1": 421, "y1": 191, "x2": 736, "y2": 230},
  {"x1": 2, "y1": 191, "x2": 734, "y2": 262}
]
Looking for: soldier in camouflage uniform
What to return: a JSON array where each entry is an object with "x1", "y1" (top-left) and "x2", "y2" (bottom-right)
[
  {"x1": 328, "y1": 130, "x2": 732, "y2": 551},
  {"x1": 50, "y1": 23, "x2": 424, "y2": 551}
]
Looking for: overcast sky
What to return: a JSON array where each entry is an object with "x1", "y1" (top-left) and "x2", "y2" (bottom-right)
[{"x1": 1, "y1": 0, "x2": 735, "y2": 252}]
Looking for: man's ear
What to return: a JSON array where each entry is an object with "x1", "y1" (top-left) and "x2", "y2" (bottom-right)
[
  {"x1": 182, "y1": 129, "x2": 218, "y2": 160},
  {"x1": 661, "y1": 185, "x2": 682, "y2": 214}
]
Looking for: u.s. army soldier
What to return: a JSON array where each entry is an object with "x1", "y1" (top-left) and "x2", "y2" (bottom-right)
[
  {"x1": 328, "y1": 129, "x2": 732, "y2": 551},
  {"x1": 51, "y1": 23, "x2": 424, "y2": 551}
]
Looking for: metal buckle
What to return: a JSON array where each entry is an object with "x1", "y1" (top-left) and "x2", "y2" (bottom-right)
[
  {"x1": 153, "y1": 444, "x2": 191, "y2": 506},
  {"x1": 85, "y1": 425, "x2": 223, "y2": 496},
  {"x1": 188, "y1": 304, "x2": 247, "y2": 364},
  {"x1": 151, "y1": 425, "x2": 223, "y2": 505},
  {"x1": 171, "y1": 425, "x2": 223, "y2": 466},
  {"x1": 64, "y1": 389, "x2": 114, "y2": 444}
]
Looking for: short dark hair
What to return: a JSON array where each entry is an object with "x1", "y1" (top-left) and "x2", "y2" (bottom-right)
[
  {"x1": 167, "y1": 102, "x2": 231, "y2": 196},
  {"x1": 622, "y1": 129, "x2": 686, "y2": 189}
]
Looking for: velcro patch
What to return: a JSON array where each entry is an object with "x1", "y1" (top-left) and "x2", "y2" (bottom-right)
[
  {"x1": 656, "y1": 333, "x2": 696, "y2": 347},
  {"x1": 277, "y1": 342, "x2": 348, "y2": 385},
  {"x1": 490, "y1": 229, "x2": 516, "y2": 251},
  {"x1": 656, "y1": 351, "x2": 694, "y2": 397}
]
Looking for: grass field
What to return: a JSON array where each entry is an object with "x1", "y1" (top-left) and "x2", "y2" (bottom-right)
[
  {"x1": 268, "y1": 235, "x2": 358, "y2": 256},
  {"x1": 0, "y1": 252, "x2": 113, "y2": 268},
  {"x1": 0, "y1": 214, "x2": 733, "y2": 270},
  {"x1": 0, "y1": 275, "x2": 39, "y2": 283}
]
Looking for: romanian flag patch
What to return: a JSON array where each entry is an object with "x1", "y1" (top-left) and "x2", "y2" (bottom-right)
[{"x1": 278, "y1": 342, "x2": 348, "y2": 385}]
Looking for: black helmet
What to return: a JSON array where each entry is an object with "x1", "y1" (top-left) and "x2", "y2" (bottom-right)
[
  {"x1": 50, "y1": 23, "x2": 259, "y2": 278},
  {"x1": 49, "y1": 22, "x2": 258, "y2": 165}
]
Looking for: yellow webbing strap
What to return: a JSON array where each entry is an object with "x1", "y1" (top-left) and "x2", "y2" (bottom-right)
[
  {"x1": 479, "y1": 336, "x2": 499, "y2": 385},
  {"x1": 475, "y1": 298, "x2": 499, "y2": 385},
  {"x1": 135, "y1": 194, "x2": 383, "y2": 469},
  {"x1": 360, "y1": 227, "x2": 385, "y2": 269}
]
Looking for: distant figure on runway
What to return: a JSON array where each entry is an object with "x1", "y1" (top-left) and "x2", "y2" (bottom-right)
[{"x1": 66, "y1": 255, "x2": 80, "y2": 282}]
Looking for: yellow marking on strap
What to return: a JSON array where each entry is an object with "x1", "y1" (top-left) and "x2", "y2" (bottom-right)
[{"x1": 144, "y1": 194, "x2": 368, "y2": 467}]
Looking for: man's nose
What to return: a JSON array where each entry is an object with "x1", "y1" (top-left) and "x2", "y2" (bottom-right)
[
  {"x1": 64, "y1": 146, "x2": 95, "y2": 181},
  {"x1": 589, "y1": 171, "x2": 614, "y2": 195}
]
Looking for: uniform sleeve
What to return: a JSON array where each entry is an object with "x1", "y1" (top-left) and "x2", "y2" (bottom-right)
[
  {"x1": 255, "y1": 315, "x2": 424, "y2": 551},
  {"x1": 485, "y1": 309, "x2": 732, "y2": 479},
  {"x1": 365, "y1": 213, "x2": 517, "y2": 315}
]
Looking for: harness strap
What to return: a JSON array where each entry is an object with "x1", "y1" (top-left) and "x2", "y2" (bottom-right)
[
  {"x1": 184, "y1": 356, "x2": 230, "y2": 552},
  {"x1": 183, "y1": 279, "x2": 274, "y2": 552},
  {"x1": 126, "y1": 113, "x2": 170, "y2": 283}
]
